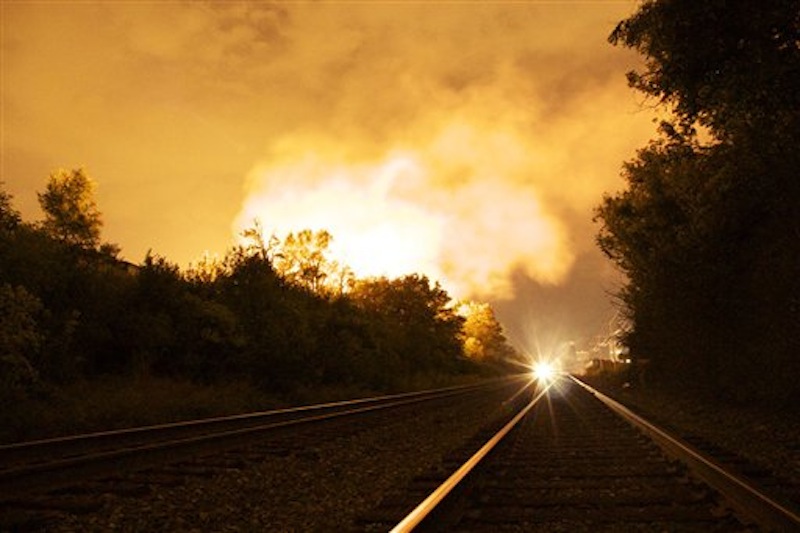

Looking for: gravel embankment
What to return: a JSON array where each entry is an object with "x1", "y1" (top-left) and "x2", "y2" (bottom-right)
[
  {"x1": 589, "y1": 380, "x2": 800, "y2": 488},
  {"x1": 34, "y1": 390, "x2": 518, "y2": 532}
]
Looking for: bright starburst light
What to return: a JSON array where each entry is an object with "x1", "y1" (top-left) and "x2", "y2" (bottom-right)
[{"x1": 532, "y1": 361, "x2": 561, "y2": 383}]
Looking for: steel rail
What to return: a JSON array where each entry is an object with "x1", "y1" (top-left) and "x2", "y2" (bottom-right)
[
  {"x1": 389, "y1": 377, "x2": 555, "y2": 533},
  {"x1": 570, "y1": 375, "x2": 800, "y2": 531},
  {"x1": 390, "y1": 374, "x2": 800, "y2": 531},
  {"x1": 0, "y1": 377, "x2": 520, "y2": 498},
  {"x1": 0, "y1": 378, "x2": 512, "y2": 465}
]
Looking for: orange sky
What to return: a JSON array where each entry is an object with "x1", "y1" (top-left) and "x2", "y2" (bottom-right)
[{"x1": 1, "y1": 1, "x2": 656, "y2": 352}]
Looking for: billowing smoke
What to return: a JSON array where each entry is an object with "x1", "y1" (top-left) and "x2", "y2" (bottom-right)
[
  {"x1": 232, "y1": 27, "x2": 649, "y2": 301},
  {"x1": 234, "y1": 113, "x2": 574, "y2": 299},
  {"x1": 5, "y1": 1, "x2": 654, "y2": 346}
]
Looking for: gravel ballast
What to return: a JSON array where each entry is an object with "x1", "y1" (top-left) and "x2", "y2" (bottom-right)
[
  {"x1": 34, "y1": 387, "x2": 519, "y2": 532},
  {"x1": 599, "y1": 381, "x2": 800, "y2": 489},
  {"x1": 12, "y1": 377, "x2": 799, "y2": 531}
]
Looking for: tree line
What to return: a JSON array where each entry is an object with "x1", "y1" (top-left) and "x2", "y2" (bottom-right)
[
  {"x1": 596, "y1": 0, "x2": 800, "y2": 404},
  {"x1": 1, "y1": 170, "x2": 518, "y2": 402}
]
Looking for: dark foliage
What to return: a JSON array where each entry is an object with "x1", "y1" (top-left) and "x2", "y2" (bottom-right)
[
  {"x1": 1, "y1": 179, "x2": 509, "y2": 403},
  {"x1": 599, "y1": 0, "x2": 800, "y2": 404}
]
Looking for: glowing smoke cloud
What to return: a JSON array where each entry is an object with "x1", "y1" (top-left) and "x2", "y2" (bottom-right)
[{"x1": 234, "y1": 118, "x2": 573, "y2": 300}]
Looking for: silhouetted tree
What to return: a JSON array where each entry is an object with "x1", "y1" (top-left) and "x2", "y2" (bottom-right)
[
  {"x1": 598, "y1": 0, "x2": 800, "y2": 403},
  {"x1": 240, "y1": 219, "x2": 279, "y2": 263},
  {"x1": 272, "y1": 229, "x2": 353, "y2": 296},
  {"x1": 458, "y1": 301, "x2": 517, "y2": 364},
  {"x1": 610, "y1": 0, "x2": 800, "y2": 141},
  {"x1": 0, "y1": 183, "x2": 20, "y2": 234},
  {"x1": 0, "y1": 284, "x2": 43, "y2": 397},
  {"x1": 2, "y1": 172, "x2": 498, "y2": 407},
  {"x1": 211, "y1": 247, "x2": 305, "y2": 389},
  {"x1": 38, "y1": 169, "x2": 102, "y2": 249},
  {"x1": 350, "y1": 275, "x2": 465, "y2": 376}
]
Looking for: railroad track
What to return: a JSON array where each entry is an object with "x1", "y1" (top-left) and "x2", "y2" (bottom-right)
[
  {"x1": 0, "y1": 378, "x2": 520, "y2": 510},
  {"x1": 362, "y1": 374, "x2": 800, "y2": 532}
]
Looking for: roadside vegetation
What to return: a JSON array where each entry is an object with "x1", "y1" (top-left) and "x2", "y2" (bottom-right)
[
  {"x1": 595, "y1": 0, "x2": 800, "y2": 406},
  {"x1": 0, "y1": 172, "x2": 519, "y2": 443}
]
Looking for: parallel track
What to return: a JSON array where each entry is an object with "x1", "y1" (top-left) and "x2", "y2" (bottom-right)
[
  {"x1": 7, "y1": 374, "x2": 797, "y2": 531},
  {"x1": 365, "y1": 375, "x2": 800, "y2": 532},
  {"x1": 0, "y1": 378, "x2": 517, "y2": 501}
]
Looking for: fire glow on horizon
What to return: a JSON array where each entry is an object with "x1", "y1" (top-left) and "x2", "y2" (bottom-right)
[
  {"x1": 4, "y1": 2, "x2": 655, "y2": 332},
  {"x1": 233, "y1": 117, "x2": 573, "y2": 299}
]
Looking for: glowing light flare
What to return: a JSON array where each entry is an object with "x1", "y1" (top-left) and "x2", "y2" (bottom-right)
[{"x1": 532, "y1": 361, "x2": 557, "y2": 382}]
